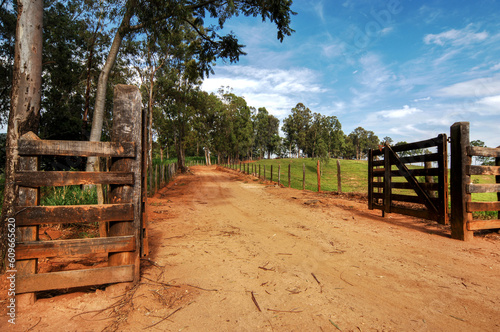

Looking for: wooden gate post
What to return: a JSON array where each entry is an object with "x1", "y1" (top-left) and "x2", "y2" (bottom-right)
[
  {"x1": 108, "y1": 85, "x2": 142, "y2": 284},
  {"x1": 450, "y1": 122, "x2": 473, "y2": 241},
  {"x1": 16, "y1": 132, "x2": 40, "y2": 305},
  {"x1": 496, "y1": 146, "x2": 500, "y2": 222},
  {"x1": 302, "y1": 163, "x2": 305, "y2": 190}
]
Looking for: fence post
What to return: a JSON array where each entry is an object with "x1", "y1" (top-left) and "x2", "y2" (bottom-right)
[
  {"x1": 278, "y1": 164, "x2": 281, "y2": 186},
  {"x1": 496, "y1": 146, "x2": 500, "y2": 221},
  {"x1": 16, "y1": 132, "x2": 40, "y2": 305},
  {"x1": 450, "y1": 122, "x2": 473, "y2": 241},
  {"x1": 264, "y1": 165, "x2": 266, "y2": 180},
  {"x1": 259, "y1": 164, "x2": 261, "y2": 179},
  {"x1": 383, "y1": 145, "x2": 391, "y2": 216},
  {"x1": 108, "y1": 85, "x2": 142, "y2": 284},
  {"x1": 317, "y1": 160, "x2": 321, "y2": 192},
  {"x1": 288, "y1": 164, "x2": 291, "y2": 188},
  {"x1": 271, "y1": 165, "x2": 273, "y2": 182},
  {"x1": 368, "y1": 152, "x2": 373, "y2": 209},
  {"x1": 337, "y1": 159, "x2": 342, "y2": 194},
  {"x1": 302, "y1": 163, "x2": 305, "y2": 190}
]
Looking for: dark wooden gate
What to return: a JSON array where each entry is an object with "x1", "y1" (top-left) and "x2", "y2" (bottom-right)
[
  {"x1": 14, "y1": 85, "x2": 145, "y2": 303},
  {"x1": 368, "y1": 134, "x2": 449, "y2": 224}
]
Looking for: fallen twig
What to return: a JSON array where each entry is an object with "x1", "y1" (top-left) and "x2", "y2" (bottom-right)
[
  {"x1": 26, "y1": 317, "x2": 42, "y2": 331},
  {"x1": 340, "y1": 272, "x2": 354, "y2": 287},
  {"x1": 186, "y1": 284, "x2": 218, "y2": 292},
  {"x1": 144, "y1": 307, "x2": 183, "y2": 329},
  {"x1": 329, "y1": 319, "x2": 342, "y2": 331},
  {"x1": 311, "y1": 273, "x2": 321, "y2": 285},
  {"x1": 251, "y1": 291, "x2": 262, "y2": 312},
  {"x1": 267, "y1": 308, "x2": 302, "y2": 313}
]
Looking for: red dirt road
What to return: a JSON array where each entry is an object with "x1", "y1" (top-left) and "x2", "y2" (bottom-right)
[{"x1": 2, "y1": 166, "x2": 500, "y2": 331}]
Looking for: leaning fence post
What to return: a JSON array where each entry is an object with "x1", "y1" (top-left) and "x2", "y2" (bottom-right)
[
  {"x1": 108, "y1": 85, "x2": 142, "y2": 284},
  {"x1": 450, "y1": 122, "x2": 473, "y2": 241}
]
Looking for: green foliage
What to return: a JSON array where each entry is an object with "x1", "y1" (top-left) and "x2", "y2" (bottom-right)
[{"x1": 40, "y1": 185, "x2": 97, "y2": 206}]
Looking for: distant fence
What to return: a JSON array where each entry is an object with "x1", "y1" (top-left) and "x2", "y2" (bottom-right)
[
  {"x1": 14, "y1": 85, "x2": 144, "y2": 303},
  {"x1": 221, "y1": 159, "x2": 344, "y2": 193},
  {"x1": 450, "y1": 122, "x2": 500, "y2": 241}
]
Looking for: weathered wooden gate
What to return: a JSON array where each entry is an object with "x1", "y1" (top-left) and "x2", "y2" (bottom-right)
[
  {"x1": 368, "y1": 134, "x2": 449, "y2": 224},
  {"x1": 14, "y1": 85, "x2": 145, "y2": 303}
]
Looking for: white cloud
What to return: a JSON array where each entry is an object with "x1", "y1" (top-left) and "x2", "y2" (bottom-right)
[
  {"x1": 201, "y1": 65, "x2": 326, "y2": 118},
  {"x1": 413, "y1": 97, "x2": 431, "y2": 102},
  {"x1": 424, "y1": 24, "x2": 488, "y2": 46},
  {"x1": 376, "y1": 105, "x2": 422, "y2": 119},
  {"x1": 437, "y1": 75, "x2": 500, "y2": 97}
]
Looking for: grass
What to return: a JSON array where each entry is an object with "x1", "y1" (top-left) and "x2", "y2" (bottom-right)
[
  {"x1": 225, "y1": 158, "x2": 499, "y2": 221},
  {"x1": 229, "y1": 158, "x2": 367, "y2": 193}
]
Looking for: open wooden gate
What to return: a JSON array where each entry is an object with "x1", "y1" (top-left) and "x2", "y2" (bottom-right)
[{"x1": 368, "y1": 134, "x2": 449, "y2": 224}]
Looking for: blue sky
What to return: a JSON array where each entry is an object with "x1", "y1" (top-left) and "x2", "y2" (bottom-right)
[{"x1": 201, "y1": 0, "x2": 500, "y2": 148}]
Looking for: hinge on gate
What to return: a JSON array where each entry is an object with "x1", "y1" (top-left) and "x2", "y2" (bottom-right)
[{"x1": 447, "y1": 137, "x2": 452, "y2": 143}]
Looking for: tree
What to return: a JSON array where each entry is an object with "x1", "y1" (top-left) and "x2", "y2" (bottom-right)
[
  {"x1": 347, "y1": 127, "x2": 378, "y2": 160},
  {"x1": 0, "y1": 0, "x2": 16, "y2": 125},
  {"x1": 470, "y1": 140, "x2": 494, "y2": 165},
  {"x1": 282, "y1": 103, "x2": 312, "y2": 157},
  {"x1": 254, "y1": 107, "x2": 280, "y2": 159},
  {"x1": 87, "y1": 0, "x2": 296, "y2": 172},
  {"x1": 1, "y1": 0, "x2": 43, "y2": 270}
]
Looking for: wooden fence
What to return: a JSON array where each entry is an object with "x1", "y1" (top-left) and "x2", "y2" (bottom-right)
[
  {"x1": 368, "y1": 135, "x2": 449, "y2": 224},
  {"x1": 450, "y1": 122, "x2": 500, "y2": 240},
  {"x1": 148, "y1": 162, "x2": 178, "y2": 196},
  {"x1": 222, "y1": 160, "x2": 343, "y2": 193},
  {"x1": 14, "y1": 85, "x2": 144, "y2": 303}
]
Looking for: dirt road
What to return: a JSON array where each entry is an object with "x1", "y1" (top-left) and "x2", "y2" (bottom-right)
[{"x1": 5, "y1": 166, "x2": 500, "y2": 331}]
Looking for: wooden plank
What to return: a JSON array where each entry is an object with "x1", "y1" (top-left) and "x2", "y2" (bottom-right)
[
  {"x1": 15, "y1": 171, "x2": 134, "y2": 187},
  {"x1": 392, "y1": 181, "x2": 439, "y2": 191},
  {"x1": 18, "y1": 139, "x2": 136, "y2": 157},
  {"x1": 391, "y1": 136, "x2": 443, "y2": 153},
  {"x1": 391, "y1": 168, "x2": 441, "y2": 177},
  {"x1": 372, "y1": 159, "x2": 384, "y2": 166},
  {"x1": 399, "y1": 153, "x2": 441, "y2": 164},
  {"x1": 17, "y1": 265, "x2": 134, "y2": 294},
  {"x1": 467, "y1": 220, "x2": 500, "y2": 231},
  {"x1": 467, "y1": 165, "x2": 500, "y2": 176},
  {"x1": 467, "y1": 183, "x2": 500, "y2": 193},
  {"x1": 467, "y1": 146, "x2": 500, "y2": 158},
  {"x1": 390, "y1": 206, "x2": 435, "y2": 221},
  {"x1": 15, "y1": 203, "x2": 134, "y2": 226},
  {"x1": 16, "y1": 235, "x2": 135, "y2": 260},
  {"x1": 467, "y1": 201, "x2": 500, "y2": 212}
]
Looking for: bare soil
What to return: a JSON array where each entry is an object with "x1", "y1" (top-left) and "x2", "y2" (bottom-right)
[{"x1": 2, "y1": 165, "x2": 500, "y2": 331}]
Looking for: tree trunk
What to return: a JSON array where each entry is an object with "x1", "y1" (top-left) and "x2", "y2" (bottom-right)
[
  {"x1": 1, "y1": 0, "x2": 43, "y2": 270},
  {"x1": 86, "y1": 1, "x2": 135, "y2": 172}
]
